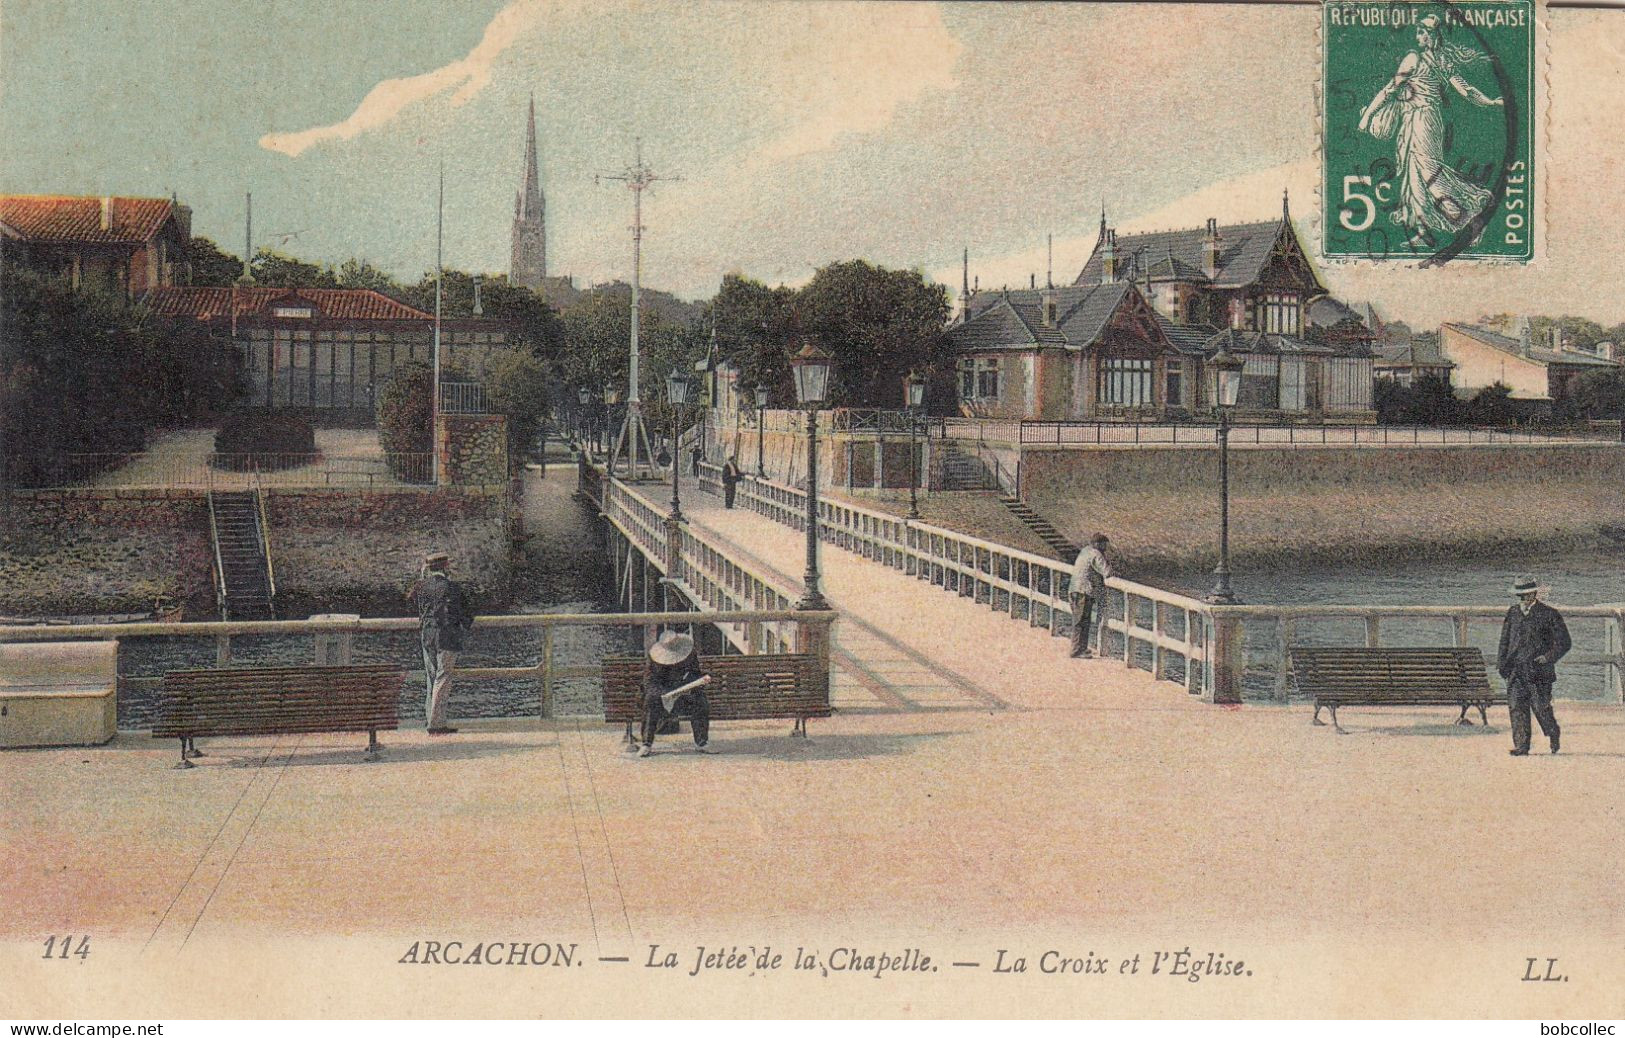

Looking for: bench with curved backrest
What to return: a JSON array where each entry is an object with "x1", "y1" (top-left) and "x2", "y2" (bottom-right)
[
  {"x1": 153, "y1": 665, "x2": 405, "y2": 768},
  {"x1": 1290, "y1": 647, "x2": 1501, "y2": 734},
  {"x1": 602, "y1": 653, "x2": 831, "y2": 744}
]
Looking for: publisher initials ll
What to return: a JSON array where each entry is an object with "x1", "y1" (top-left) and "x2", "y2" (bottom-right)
[{"x1": 1522, "y1": 957, "x2": 1566, "y2": 982}]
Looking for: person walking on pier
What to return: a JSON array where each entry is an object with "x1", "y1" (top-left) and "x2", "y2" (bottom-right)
[
  {"x1": 1497, "y1": 576, "x2": 1570, "y2": 756},
  {"x1": 639, "y1": 629, "x2": 713, "y2": 757},
  {"x1": 1069, "y1": 533, "x2": 1112, "y2": 659},
  {"x1": 410, "y1": 551, "x2": 474, "y2": 735},
  {"x1": 721, "y1": 455, "x2": 742, "y2": 509}
]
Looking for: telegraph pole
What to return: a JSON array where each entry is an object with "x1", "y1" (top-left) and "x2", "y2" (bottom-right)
[
  {"x1": 596, "y1": 139, "x2": 680, "y2": 480},
  {"x1": 432, "y1": 164, "x2": 444, "y2": 485}
]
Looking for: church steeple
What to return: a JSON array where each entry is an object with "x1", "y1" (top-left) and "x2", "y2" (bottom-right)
[{"x1": 511, "y1": 94, "x2": 547, "y2": 289}]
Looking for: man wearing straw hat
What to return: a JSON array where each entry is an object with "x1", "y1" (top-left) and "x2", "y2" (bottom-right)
[
  {"x1": 411, "y1": 551, "x2": 473, "y2": 736},
  {"x1": 1497, "y1": 576, "x2": 1571, "y2": 756},
  {"x1": 639, "y1": 628, "x2": 713, "y2": 757}
]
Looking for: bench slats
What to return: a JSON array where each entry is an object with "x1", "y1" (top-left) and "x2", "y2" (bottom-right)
[
  {"x1": 601, "y1": 654, "x2": 831, "y2": 726},
  {"x1": 1290, "y1": 648, "x2": 1503, "y2": 727},
  {"x1": 154, "y1": 666, "x2": 405, "y2": 743}
]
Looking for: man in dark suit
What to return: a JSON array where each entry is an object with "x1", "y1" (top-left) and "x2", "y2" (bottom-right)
[
  {"x1": 1497, "y1": 576, "x2": 1571, "y2": 756},
  {"x1": 410, "y1": 551, "x2": 474, "y2": 735}
]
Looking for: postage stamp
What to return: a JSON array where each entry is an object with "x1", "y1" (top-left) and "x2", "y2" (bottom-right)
[{"x1": 1322, "y1": 1, "x2": 1536, "y2": 264}]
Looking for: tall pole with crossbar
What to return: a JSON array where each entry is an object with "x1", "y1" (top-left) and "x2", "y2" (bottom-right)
[{"x1": 597, "y1": 139, "x2": 680, "y2": 481}]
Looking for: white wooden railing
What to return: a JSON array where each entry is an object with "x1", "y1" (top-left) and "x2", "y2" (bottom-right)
[{"x1": 695, "y1": 462, "x2": 1219, "y2": 699}]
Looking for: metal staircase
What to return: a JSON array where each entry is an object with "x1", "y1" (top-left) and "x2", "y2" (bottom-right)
[
  {"x1": 207, "y1": 483, "x2": 276, "y2": 620},
  {"x1": 998, "y1": 495, "x2": 1079, "y2": 562}
]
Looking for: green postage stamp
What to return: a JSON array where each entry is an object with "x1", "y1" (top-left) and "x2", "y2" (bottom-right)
[{"x1": 1322, "y1": 1, "x2": 1535, "y2": 264}]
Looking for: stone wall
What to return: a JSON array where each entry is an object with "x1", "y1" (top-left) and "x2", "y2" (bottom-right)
[
  {"x1": 1019, "y1": 443, "x2": 1625, "y2": 573},
  {"x1": 266, "y1": 487, "x2": 512, "y2": 608},
  {"x1": 0, "y1": 490, "x2": 212, "y2": 616},
  {"x1": 436, "y1": 413, "x2": 509, "y2": 487},
  {"x1": 0, "y1": 484, "x2": 514, "y2": 618}
]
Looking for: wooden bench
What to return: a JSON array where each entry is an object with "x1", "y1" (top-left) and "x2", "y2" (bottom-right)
[
  {"x1": 153, "y1": 665, "x2": 405, "y2": 768},
  {"x1": 1290, "y1": 647, "x2": 1501, "y2": 734},
  {"x1": 602, "y1": 653, "x2": 831, "y2": 744}
]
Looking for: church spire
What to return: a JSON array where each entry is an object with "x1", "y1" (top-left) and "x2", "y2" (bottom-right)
[{"x1": 511, "y1": 94, "x2": 547, "y2": 288}]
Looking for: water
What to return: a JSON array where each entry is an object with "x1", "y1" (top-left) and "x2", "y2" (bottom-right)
[
  {"x1": 1158, "y1": 548, "x2": 1625, "y2": 701},
  {"x1": 115, "y1": 470, "x2": 632, "y2": 728}
]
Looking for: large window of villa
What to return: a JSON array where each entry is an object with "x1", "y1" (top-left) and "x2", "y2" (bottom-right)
[
  {"x1": 1255, "y1": 292, "x2": 1300, "y2": 335},
  {"x1": 1099, "y1": 357, "x2": 1154, "y2": 407}
]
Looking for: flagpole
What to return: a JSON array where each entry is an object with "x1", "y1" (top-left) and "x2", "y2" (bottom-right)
[{"x1": 432, "y1": 163, "x2": 443, "y2": 486}]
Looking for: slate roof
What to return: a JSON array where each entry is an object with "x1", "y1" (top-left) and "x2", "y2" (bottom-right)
[
  {"x1": 1447, "y1": 323, "x2": 1621, "y2": 369},
  {"x1": 1374, "y1": 338, "x2": 1452, "y2": 368},
  {"x1": 1204, "y1": 328, "x2": 1361, "y2": 358},
  {"x1": 1074, "y1": 219, "x2": 1287, "y2": 289},
  {"x1": 950, "y1": 282, "x2": 1136, "y2": 352},
  {"x1": 1152, "y1": 314, "x2": 1218, "y2": 356},
  {"x1": 145, "y1": 287, "x2": 433, "y2": 323},
  {"x1": 0, "y1": 195, "x2": 178, "y2": 244}
]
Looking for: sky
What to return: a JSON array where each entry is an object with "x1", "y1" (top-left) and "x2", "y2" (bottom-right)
[{"x1": 2, "y1": 1, "x2": 1622, "y2": 328}]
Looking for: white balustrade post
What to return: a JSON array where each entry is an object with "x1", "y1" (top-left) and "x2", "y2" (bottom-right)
[
  {"x1": 1607, "y1": 611, "x2": 1624, "y2": 705},
  {"x1": 1274, "y1": 617, "x2": 1295, "y2": 703}
]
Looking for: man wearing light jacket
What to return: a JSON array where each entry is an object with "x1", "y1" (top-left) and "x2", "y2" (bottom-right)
[{"x1": 1069, "y1": 533, "x2": 1112, "y2": 659}]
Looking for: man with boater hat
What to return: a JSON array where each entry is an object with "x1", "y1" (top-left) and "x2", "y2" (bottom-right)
[
  {"x1": 638, "y1": 628, "x2": 713, "y2": 757},
  {"x1": 1497, "y1": 575, "x2": 1571, "y2": 756},
  {"x1": 410, "y1": 551, "x2": 474, "y2": 735}
]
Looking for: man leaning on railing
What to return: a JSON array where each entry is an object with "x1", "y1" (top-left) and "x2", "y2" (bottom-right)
[{"x1": 1069, "y1": 534, "x2": 1112, "y2": 659}]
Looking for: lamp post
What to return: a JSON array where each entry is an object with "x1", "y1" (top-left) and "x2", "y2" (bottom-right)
[
  {"x1": 577, "y1": 387, "x2": 590, "y2": 452},
  {"x1": 790, "y1": 343, "x2": 833, "y2": 611},
  {"x1": 665, "y1": 370, "x2": 690, "y2": 523},
  {"x1": 754, "y1": 384, "x2": 769, "y2": 477},
  {"x1": 903, "y1": 370, "x2": 926, "y2": 520},
  {"x1": 1207, "y1": 349, "x2": 1245, "y2": 605}
]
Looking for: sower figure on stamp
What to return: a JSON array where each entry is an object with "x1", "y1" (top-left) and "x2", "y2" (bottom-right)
[
  {"x1": 1069, "y1": 533, "x2": 1112, "y2": 659},
  {"x1": 1497, "y1": 576, "x2": 1571, "y2": 756},
  {"x1": 721, "y1": 455, "x2": 742, "y2": 509},
  {"x1": 639, "y1": 629, "x2": 713, "y2": 757},
  {"x1": 410, "y1": 551, "x2": 474, "y2": 735}
]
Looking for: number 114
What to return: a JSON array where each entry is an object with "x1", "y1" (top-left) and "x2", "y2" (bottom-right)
[{"x1": 42, "y1": 935, "x2": 89, "y2": 961}]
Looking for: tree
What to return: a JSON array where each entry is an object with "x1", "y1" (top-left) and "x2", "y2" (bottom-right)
[
  {"x1": 0, "y1": 269, "x2": 242, "y2": 484},
  {"x1": 483, "y1": 349, "x2": 553, "y2": 458},
  {"x1": 793, "y1": 260, "x2": 951, "y2": 408},
  {"x1": 376, "y1": 361, "x2": 467, "y2": 482},
  {"x1": 705, "y1": 273, "x2": 796, "y2": 406},
  {"x1": 250, "y1": 249, "x2": 338, "y2": 288},
  {"x1": 1466, "y1": 382, "x2": 1521, "y2": 425},
  {"x1": 1570, "y1": 369, "x2": 1625, "y2": 419},
  {"x1": 336, "y1": 258, "x2": 404, "y2": 295},
  {"x1": 188, "y1": 236, "x2": 243, "y2": 287},
  {"x1": 1375, "y1": 372, "x2": 1461, "y2": 425},
  {"x1": 401, "y1": 271, "x2": 565, "y2": 358}
]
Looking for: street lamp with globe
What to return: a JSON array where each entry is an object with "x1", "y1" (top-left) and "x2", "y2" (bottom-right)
[
  {"x1": 1207, "y1": 348, "x2": 1245, "y2": 605},
  {"x1": 789, "y1": 343, "x2": 833, "y2": 611},
  {"x1": 903, "y1": 370, "x2": 927, "y2": 520}
]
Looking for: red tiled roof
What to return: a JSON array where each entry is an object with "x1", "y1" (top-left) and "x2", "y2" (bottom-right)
[
  {"x1": 0, "y1": 195, "x2": 177, "y2": 244},
  {"x1": 144, "y1": 287, "x2": 434, "y2": 322}
]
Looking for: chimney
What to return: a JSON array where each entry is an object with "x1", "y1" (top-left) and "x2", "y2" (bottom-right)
[
  {"x1": 1030, "y1": 273, "x2": 1036, "y2": 290},
  {"x1": 1101, "y1": 229, "x2": 1118, "y2": 284},
  {"x1": 1041, "y1": 287, "x2": 1058, "y2": 328},
  {"x1": 1550, "y1": 326, "x2": 1562, "y2": 352},
  {"x1": 100, "y1": 196, "x2": 112, "y2": 231},
  {"x1": 1203, "y1": 218, "x2": 1221, "y2": 279}
]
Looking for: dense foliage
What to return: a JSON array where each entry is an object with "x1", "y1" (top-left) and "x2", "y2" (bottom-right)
[
  {"x1": 1, "y1": 270, "x2": 241, "y2": 486},
  {"x1": 376, "y1": 361, "x2": 469, "y2": 482}
]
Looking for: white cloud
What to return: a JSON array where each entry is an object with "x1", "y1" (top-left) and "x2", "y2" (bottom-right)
[{"x1": 259, "y1": 0, "x2": 569, "y2": 158}]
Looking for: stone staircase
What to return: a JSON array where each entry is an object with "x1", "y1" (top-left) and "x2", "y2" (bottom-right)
[
  {"x1": 935, "y1": 442, "x2": 999, "y2": 491},
  {"x1": 209, "y1": 490, "x2": 276, "y2": 620},
  {"x1": 998, "y1": 496, "x2": 1078, "y2": 562}
]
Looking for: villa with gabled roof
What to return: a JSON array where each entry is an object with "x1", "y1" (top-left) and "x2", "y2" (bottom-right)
[{"x1": 949, "y1": 195, "x2": 1375, "y2": 422}]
